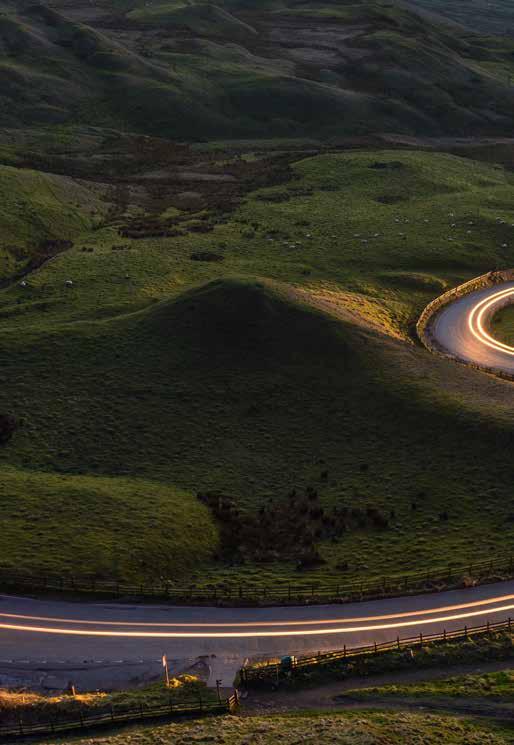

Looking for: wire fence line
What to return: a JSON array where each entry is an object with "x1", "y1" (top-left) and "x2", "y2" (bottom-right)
[
  {"x1": 0, "y1": 691, "x2": 240, "y2": 740},
  {"x1": 240, "y1": 618, "x2": 514, "y2": 686},
  {"x1": 0, "y1": 554, "x2": 512, "y2": 605}
]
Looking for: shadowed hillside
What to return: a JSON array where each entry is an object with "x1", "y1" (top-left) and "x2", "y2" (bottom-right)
[{"x1": 2, "y1": 0, "x2": 514, "y2": 138}]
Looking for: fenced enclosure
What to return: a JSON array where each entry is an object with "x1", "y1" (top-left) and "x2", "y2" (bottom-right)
[
  {"x1": 240, "y1": 618, "x2": 514, "y2": 686},
  {"x1": 0, "y1": 554, "x2": 512, "y2": 606},
  {"x1": 0, "y1": 691, "x2": 239, "y2": 740}
]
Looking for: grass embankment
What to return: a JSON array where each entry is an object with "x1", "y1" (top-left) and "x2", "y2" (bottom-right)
[
  {"x1": 0, "y1": 677, "x2": 215, "y2": 728},
  {"x1": 342, "y1": 668, "x2": 514, "y2": 702},
  {"x1": 3, "y1": 150, "x2": 514, "y2": 585},
  {"x1": 36, "y1": 711, "x2": 514, "y2": 745},
  {"x1": 245, "y1": 631, "x2": 514, "y2": 689}
]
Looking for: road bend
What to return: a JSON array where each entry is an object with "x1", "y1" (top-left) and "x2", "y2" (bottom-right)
[
  {"x1": 1, "y1": 580, "x2": 514, "y2": 691},
  {"x1": 429, "y1": 280, "x2": 514, "y2": 373}
]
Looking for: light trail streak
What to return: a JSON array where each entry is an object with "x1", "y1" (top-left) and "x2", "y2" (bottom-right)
[
  {"x1": 468, "y1": 286, "x2": 514, "y2": 355},
  {"x1": 0, "y1": 603, "x2": 513, "y2": 637},
  {"x1": 1, "y1": 594, "x2": 514, "y2": 628}
]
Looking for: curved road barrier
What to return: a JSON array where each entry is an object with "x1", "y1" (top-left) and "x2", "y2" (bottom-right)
[
  {"x1": 240, "y1": 617, "x2": 513, "y2": 687},
  {"x1": 418, "y1": 268, "x2": 514, "y2": 378}
]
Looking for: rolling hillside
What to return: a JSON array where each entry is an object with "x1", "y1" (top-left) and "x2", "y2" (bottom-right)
[
  {"x1": 1, "y1": 0, "x2": 514, "y2": 138},
  {"x1": 2, "y1": 149, "x2": 514, "y2": 585},
  {"x1": 409, "y1": 0, "x2": 514, "y2": 37}
]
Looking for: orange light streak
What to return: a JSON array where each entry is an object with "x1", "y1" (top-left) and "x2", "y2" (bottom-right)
[
  {"x1": 468, "y1": 286, "x2": 514, "y2": 355},
  {"x1": 1, "y1": 593, "x2": 514, "y2": 628},
  {"x1": 0, "y1": 603, "x2": 513, "y2": 637}
]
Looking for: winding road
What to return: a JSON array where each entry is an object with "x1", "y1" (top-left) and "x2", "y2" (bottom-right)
[
  {"x1": 429, "y1": 280, "x2": 514, "y2": 373},
  {"x1": 1, "y1": 580, "x2": 514, "y2": 692},
  {"x1": 3, "y1": 277, "x2": 514, "y2": 696}
]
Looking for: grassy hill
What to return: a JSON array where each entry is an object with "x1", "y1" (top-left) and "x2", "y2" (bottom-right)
[
  {"x1": 2, "y1": 149, "x2": 514, "y2": 584},
  {"x1": 1, "y1": 0, "x2": 514, "y2": 138},
  {"x1": 409, "y1": 0, "x2": 514, "y2": 37},
  {"x1": 0, "y1": 164, "x2": 108, "y2": 281}
]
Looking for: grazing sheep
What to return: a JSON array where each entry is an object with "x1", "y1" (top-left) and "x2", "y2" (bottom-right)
[
  {"x1": 19, "y1": 280, "x2": 27, "y2": 288},
  {"x1": 65, "y1": 280, "x2": 74, "y2": 287}
]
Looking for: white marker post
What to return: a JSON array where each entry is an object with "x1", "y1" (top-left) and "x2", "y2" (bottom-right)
[{"x1": 162, "y1": 654, "x2": 170, "y2": 688}]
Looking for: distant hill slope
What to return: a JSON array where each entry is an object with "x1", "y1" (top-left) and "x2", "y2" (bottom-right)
[
  {"x1": 2, "y1": 0, "x2": 514, "y2": 138},
  {"x1": 407, "y1": 0, "x2": 514, "y2": 38}
]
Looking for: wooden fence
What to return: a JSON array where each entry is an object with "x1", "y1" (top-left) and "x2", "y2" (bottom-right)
[
  {"x1": 240, "y1": 618, "x2": 514, "y2": 686},
  {"x1": 0, "y1": 692, "x2": 239, "y2": 740},
  {"x1": 0, "y1": 554, "x2": 512, "y2": 606}
]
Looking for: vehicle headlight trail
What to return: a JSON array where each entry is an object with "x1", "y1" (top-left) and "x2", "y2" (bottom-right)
[
  {"x1": 427, "y1": 278, "x2": 514, "y2": 375},
  {"x1": 468, "y1": 286, "x2": 514, "y2": 355},
  {"x1": 1, "y1": 593, "x2": 514, "y2": 628},
  {"x1": 0, "y1": 601, "x2": 513, "y2": 637}
]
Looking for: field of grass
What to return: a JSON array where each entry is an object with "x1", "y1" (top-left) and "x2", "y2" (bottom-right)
[
  {"x1": 0, "y1": 677, "x2": 214, "y2": 728},
  {"x1": 36, "y1": 710, "x2": 514, "y2": 744},
  {"x1": 342, "y1": 668, "x2": 514, "y2": 702},
  {"x1": 3, "y1": 149, "x2": 514, "y2": 585}
]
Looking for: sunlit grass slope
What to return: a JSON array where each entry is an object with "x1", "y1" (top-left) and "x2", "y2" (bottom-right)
[
  {"x1": 38, "y1": 710, "x2": 514, "y2": 745},
  {"x1": 0, "y1": 164, "x2": 106, "y2": 281},
  {"x1": 0, "y1": 468, "x2": 218, "y2": 580},
  {"x1": 2, "y1": 150, "x2": 514, "y2": 583}
]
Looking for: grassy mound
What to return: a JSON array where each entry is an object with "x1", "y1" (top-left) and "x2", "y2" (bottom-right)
[
  {"x1": 0, "y1": 164, "x2": 107, "y2": 281},
  {"x1": 0, "y1": 468, "x2": 218, "y2": 581}
]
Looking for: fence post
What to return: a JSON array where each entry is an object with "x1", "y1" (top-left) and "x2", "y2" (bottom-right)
[
  {"x1": 374, "y1": 641, "x2": 377, "y2": 653},
  {"x1": 343, "y1": 644, "x2": 346, "y2": 658},
  {"x1": 111, "y1": 705, "x2": 115, "y2": 722},
  {"x1": 509, "y1": 617, "x2": 512, "y2": 632},
  {"x1": 397, "y1": 636, "x2": 400, "y2": 650},
  {"x1": 443, "y1": 628, "x2": 447, "y2": 641},
  {"x1": 419, "y1": 632, "x2": 423, "y2": 647},
  {"x1": 18, "y1": 716, "x2": 24, "y2": 736},
  {"x1": 464, "y1": 625, "x2": 468, "y2": 639},
  {"x1": 487, "y1": 620, "x2": 490, "y2": 634}
]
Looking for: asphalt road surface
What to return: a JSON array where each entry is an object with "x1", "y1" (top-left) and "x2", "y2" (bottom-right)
[
  {"x1": 1, "y1": 580, "x2": 514, "y2": 691},
  {"x1": 430, "y1": 280, "x2": 514, "y2": 372}
]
